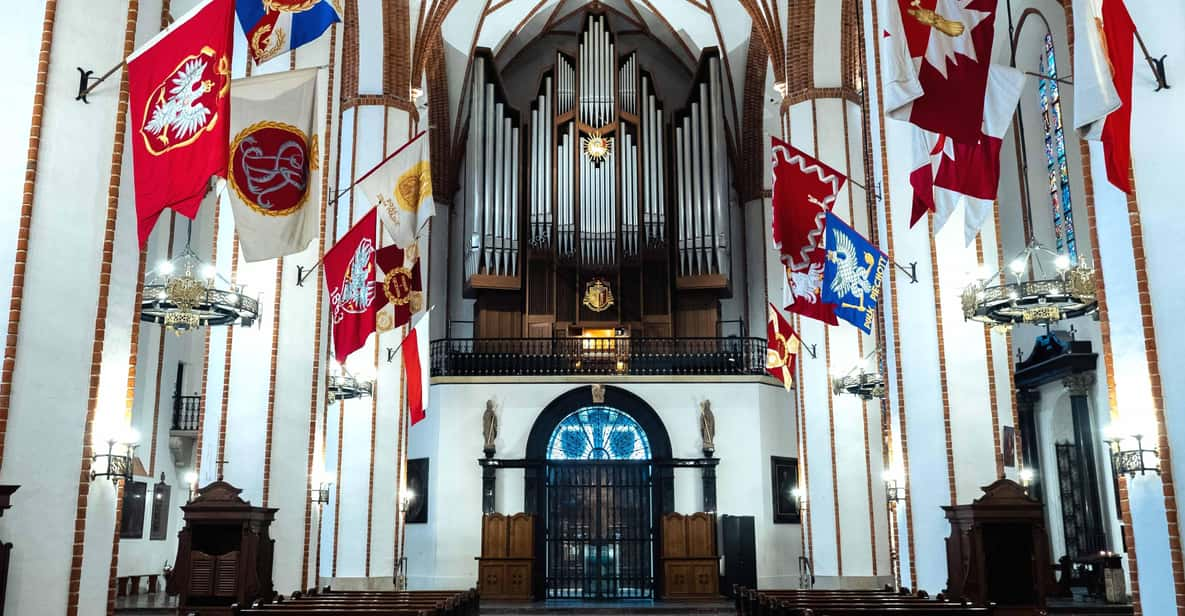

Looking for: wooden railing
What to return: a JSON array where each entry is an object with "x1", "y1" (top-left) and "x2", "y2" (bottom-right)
[
  {"x1": 430, "y1": 337, "x2": 768, "y2": 377},
  {"x1": 172, "y1": 395, "x2": 201, "y2": 431}
]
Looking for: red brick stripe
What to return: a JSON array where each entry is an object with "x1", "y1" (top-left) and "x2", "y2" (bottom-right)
[
  {"x1": 302, "y1": 24, "x2": 337, "y2": 591},
  {"x1": 68, "y1": 3, "x2": 139, "y2": 613},
  {"x1": 0, "y1": 0, "x2": 58, "y2": 472},
  {"x1": 866, "y1": 0, "x2": 918, "y2": 586},
  {"x1": 262, "y1": 259, "x2": 283, "y2": 506},
  {"x1": 214, "y1": 236, "x2": 241, "y2": 478}
]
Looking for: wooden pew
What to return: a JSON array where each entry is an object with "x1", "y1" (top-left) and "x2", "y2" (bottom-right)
[
  {"x1": 235, "y1": 588, "x2": 478, "y2": 616},
  {"x1": 734, "y1": 586, "x2": 992, "y2": 616}
]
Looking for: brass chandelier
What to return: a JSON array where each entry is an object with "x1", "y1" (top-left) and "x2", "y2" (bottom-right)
[
  {"x1": 831, "y1": 348, "x2": 885, "y2": 400},
  {"x1": 140, "y1": 244, "x2": 259, "y2": 335},
  {"x1": 961, "y1": 241, "x2": 1097, "y2": 330},
  {"x1": 327, "y1": 369, "x2": 373, "y2": 402}
]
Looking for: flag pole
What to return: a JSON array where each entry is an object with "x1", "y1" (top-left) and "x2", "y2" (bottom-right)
[
  {"x1": 386, "y1": 305, "x2": 436, "y2": 361},
  {"x1": 296, "y1": 131, "x2": 430, "y2": 286}
]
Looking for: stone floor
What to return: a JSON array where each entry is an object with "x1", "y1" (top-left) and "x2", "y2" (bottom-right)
[{"x1": 113, "y1": 594, "x2": 736, "y2": 615}]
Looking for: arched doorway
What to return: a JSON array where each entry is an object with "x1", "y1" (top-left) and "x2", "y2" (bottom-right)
[{"x1": 525, "y1": 387, "x2": 672, "y2": 600}]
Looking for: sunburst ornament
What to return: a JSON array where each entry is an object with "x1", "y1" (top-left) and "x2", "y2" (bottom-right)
[{"x1": 583, "y1": 133, "x2": 613, "y2": 163}]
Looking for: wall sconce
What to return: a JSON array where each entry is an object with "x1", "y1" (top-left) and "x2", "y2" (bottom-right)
[
  {"x1": 1105, "y1": 422, "x2": 1161, "y2": 477},
  {"x1": 311, "y1": 470, "x2": 334, "y2": 505},
  {"x1": 91, "y1": 428, "x2": 140, "y2": 483},
  {"x1": 184, "y1": 470, "x2": 198, "y2": 502},
  {"x1": 773, "y1": 81, "x2": 788, "y2": 99},
  {"x1": 1019, "y1": 467, "x2": 1036, "y2": 493},
  {"x1": 883, "y1": 468, "x2": 906, "y2": 505},
  {"x1": 832, "y1": 348, "x2": 885, "y2": 400},
  {"x1": 401, "y1": 489, "x2": 417, "y2": 514}
]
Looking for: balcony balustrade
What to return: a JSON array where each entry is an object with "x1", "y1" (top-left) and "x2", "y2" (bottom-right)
[{"x1": 430, "y1": 337, "x2": 768, "y2": 377}]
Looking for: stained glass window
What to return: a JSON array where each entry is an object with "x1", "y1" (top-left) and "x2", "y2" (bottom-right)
[
  {"x1": 1038, "y1": 31, "x2": 1077, "y2": 264},
  {"x1": 547, "y1": 407, "x2": 651, "y2": 460}
]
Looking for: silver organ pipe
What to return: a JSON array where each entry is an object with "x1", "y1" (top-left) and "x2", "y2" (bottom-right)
[
  {"x1": 642, "y1": 78, "x2": 654, "y2": 243},
  {"x1": 697, "y1": 87, "x2": 713, "y2": 273},
  {"x1": 709, "y1": 59, "x2": 730, "y2": 278},
  {"x1": 465, "y1": 58, "x2": 485, "y2": 279},
  {"x1": 530, "y1": 107, "x2": 539, "y2": 245},
  {"x1": 492, "y1": 103, "x2": 505, "y2": 275},
  {"x1": 462, "y1": 55, "x2": 521, "y2": 279},
  {"x1": 483, "y1": 84, "x2": 496, "y2": 272},
  {"x1": 655, "y1": 106, "x2": 665, "y2": 244},
  {"x1": 510, "y1": 122, "x2": 520, "y2": 276},
  {"x1": 671, "y1": 55, "x2": 731, "y2": 277}
]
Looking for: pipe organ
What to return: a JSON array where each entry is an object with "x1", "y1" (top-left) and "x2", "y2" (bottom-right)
[{"x1": 460, "y1": 14, "x2": 735, "y2": 339}]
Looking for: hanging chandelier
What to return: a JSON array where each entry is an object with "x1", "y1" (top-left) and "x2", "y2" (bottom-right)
[
  {"x1": 140, "y1": 246, "x2": 259, "y2": 335},
  {"x1": 831, "y1": 348, "x2": 885, "y2": 400},
  {"x1": 327, "y1": 371, "x2": 373, "y2": 402},
  {"x1": 961, "y1": 241, "x2": 1097, "y2": 330}
]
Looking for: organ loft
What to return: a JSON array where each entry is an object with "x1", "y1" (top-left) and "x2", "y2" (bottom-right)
[{"x1": 459, "y1": 14, "x2": 735, "y2": 341}]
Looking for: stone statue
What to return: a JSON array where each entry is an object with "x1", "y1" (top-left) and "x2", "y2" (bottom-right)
[
  {"x1": 700, "y1": 399, "x2": 716, "y2": 455},
  {"x1": 482, "y1": 399, "x2": 498, "y2": 456},
  {"x1": 591, "y1": 383, "x2": 606, "y2": 404}
]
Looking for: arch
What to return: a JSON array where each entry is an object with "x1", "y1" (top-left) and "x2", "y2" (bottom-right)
[{"x1": 526, "y1": 385, "x2": 673, "y2": 461}]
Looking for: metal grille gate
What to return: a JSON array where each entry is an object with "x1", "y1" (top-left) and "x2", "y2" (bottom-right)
[{"x1": 544, "y1": 461, "x2": 654, "y2": 599}]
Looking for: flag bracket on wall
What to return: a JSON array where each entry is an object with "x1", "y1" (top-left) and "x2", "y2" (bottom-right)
[
  {"x1": 75, "y1": 63, "x2": 125, "y2": 104},
  {"x1": 895, "y1": 261, "x2": 918, "y2": 285},
  {"x1": 387, "y1": 348, "x2": 396, "y2": 363},
  {"x1": 801, "y1": 343, "x2": 817, "y2": 360},
  {"x1": 1131, "y1": 25, "x2": 1170, "y2": 91}
]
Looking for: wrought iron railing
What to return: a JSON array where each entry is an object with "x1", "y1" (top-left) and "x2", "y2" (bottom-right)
[
  {"x1": 172, "y1": 395, "x2": 201, "y2": 431},
  {"x1": 430, "y1": 337, "x2": 768, "y2": 377}
]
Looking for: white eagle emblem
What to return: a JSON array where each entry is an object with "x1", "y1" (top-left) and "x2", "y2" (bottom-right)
[
  {"x1": 827, "y1": 228, "x2": 876, "y2": 313},
  {"x1": 145, "y1": 58, "x2": 213, "y2": 145},
  {"x1": 330, "y1": 238, "x2": 376, "y2": 324},
  {"x1": 786, "y1": 261, "x2": 825, "y2": 305}
]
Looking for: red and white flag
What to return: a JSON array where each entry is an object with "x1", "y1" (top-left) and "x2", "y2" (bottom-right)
[
  {"x1": 226, "y1": 68, "x2": 320, "y2": 262},
  {"x1": 374, "y1": 242, "x2": 424, "y2": 335},
  {"x1": 882, "y1": 0, "x2": 1000, "y2": 143},
  {"x1": 402, "y1": 313, "x2": 430, "y2": 426},
  {"x1": 324, "y1": 207, "x2": 378, "y2": 364},
  {"x1": 770, "y1": 138, "x2": 842, "y2": 325},
  {"x1": 909, "y1": 64, "x2": 1025, "y2": 244},
  {"x1": 766, "y1": 303, "x2": 801, "y2": 392},
  {"x1": 128, "y1": 0, "x2": 234, "y2": 247},
  {"x1": 1072, "y1": 0, "x2": 1136, "y2": 193}
]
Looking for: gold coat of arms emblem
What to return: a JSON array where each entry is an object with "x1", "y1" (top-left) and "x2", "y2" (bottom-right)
[{"x1": 582, "y1": 278, "x2": 615, "y2": 312}]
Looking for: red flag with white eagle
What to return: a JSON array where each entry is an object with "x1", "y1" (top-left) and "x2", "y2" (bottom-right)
[
  {"x1": 324, "y1": 207, "x2": 379, "y2": 364},
  {"x1": 128, "y1": 0, "x2": 234, "y2": 247},
  {"x1": 1072, "y1": 0, "x2": 1136, "y2": 193},
  {"x1": 908, "y1": 64, "x2": 1025, "y2": 243},
  {"x1": 882, "y1": 0, "x2": 1000, "y2": 143},
  {"x1": 770, "y1": 137, "x2": 842, "y2": 325},
  {"x1": 766, "y1": 303, "x2": 801, "y2": 392},
  {"x1": 402, "y1": 313, "x2": 430, "y2": 426}
]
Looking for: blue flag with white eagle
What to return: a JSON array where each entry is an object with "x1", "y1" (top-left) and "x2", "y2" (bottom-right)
[
  {"x1": 820, "y1": 212, "x2": 887, "y2": 334},
  {"x1": 236, "y1": 0, "x2": 341, "y2": 65}
]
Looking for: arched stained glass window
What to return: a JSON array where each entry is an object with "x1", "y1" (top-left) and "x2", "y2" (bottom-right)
[
  {"x1": 547, "y1": 407, "x2": 651, "y2": 460},
  {"x1": 1038, "y1": 31, "x2": 1077, "y2": 263}
]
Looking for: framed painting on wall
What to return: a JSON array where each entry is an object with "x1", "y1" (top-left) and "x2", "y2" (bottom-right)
[
  {"x1": 406, "y1": 458, "x2": 429, "y2": 524},
  {"x1": 770, "y1": 456, "x2": 801, "y2": 524}
]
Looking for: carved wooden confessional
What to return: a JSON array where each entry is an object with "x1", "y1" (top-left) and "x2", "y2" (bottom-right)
[{"x1": 461, "y1": 13, "x2": 733, "y2": 339}]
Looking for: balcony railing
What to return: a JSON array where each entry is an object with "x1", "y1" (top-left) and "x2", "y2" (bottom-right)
[
  {"x1": 172, "y1": 395, "x2": 201, "y2": 431},
  {"x1": 430, "y1": 337, "x2": 768, "y2": 377}
]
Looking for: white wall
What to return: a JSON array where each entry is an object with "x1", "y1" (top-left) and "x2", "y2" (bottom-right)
[{"x1": 404, "y1": 378, "x2": 801, "y2": 589}]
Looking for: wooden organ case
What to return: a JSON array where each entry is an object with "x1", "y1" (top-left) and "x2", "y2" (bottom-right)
[{"x1": 461, "y1": 13, "x2": 734, "y2": 340}]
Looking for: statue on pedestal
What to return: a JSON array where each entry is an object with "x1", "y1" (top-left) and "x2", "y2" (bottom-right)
[
  {"x1": 700, "y1": 400, "x2": 716, "y2": 456},
  {"x1": 482, "y1": 399, "x2": 499, "y2": 457}
]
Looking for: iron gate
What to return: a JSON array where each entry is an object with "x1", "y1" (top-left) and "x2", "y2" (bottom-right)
[{"x1": 544, "y1": 461, "x2": 654, "y2": 599}]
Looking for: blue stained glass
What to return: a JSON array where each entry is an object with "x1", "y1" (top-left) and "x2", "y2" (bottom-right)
[
  {"x1": 547, "y1": 407, "x2": 652, "y2": 460},
  {"x1": 1038, "y1": 32, "x2": 1078, "y2": 264}
]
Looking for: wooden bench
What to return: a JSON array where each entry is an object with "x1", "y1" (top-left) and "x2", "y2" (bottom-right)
[
  {"x1": 734, "y1": 586, "x2": 992, "y2": 616},
  {"x1": 235, "y1": 588, "x2": 478, "y2": 616}
]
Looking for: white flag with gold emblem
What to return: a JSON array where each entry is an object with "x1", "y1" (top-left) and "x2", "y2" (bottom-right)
[
  {"x1": 358, "y1": 131, "x2": 435, "y2": 249},
  {"x1": 226, "y1": 67, "x2": 321, "y2": 262}
]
